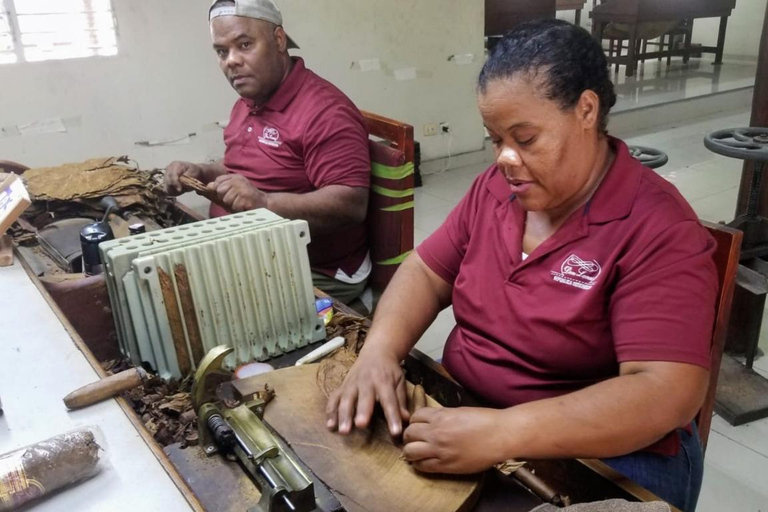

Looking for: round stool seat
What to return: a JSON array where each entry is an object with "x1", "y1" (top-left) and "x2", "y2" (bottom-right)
[
  {"x1": 704, "y1": 127, "x2": 768, "y2": 162},
  {"x1": 628, "y1": 145, "x2": 669, "y2": 169}
]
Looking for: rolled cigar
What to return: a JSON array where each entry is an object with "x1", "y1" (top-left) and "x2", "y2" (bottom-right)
[
  {"x1": 0, "y1": 428, "x2": 101, "y2": 511},
  {"x1": 63, "y1": 367, "x2": 148, "y2": 410},
  {"x1": 179, "y1": 175, "x2": 223, "y2": 205}
]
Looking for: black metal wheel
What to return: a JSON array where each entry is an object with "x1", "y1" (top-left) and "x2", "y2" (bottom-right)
[
  {"x1": 704, "y1": 127, "x2": 768, "y2": 162},
  {"x1": 628, "y1": 145, "x2": 669, "y2": 169}
]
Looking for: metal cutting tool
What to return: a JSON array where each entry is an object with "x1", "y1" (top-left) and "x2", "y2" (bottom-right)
[{"x1": 192, "y1": 345, "x2": 342, "y2": 512}]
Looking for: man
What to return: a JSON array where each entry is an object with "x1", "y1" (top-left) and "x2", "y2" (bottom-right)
[{"x1": 165, "y1": 0, "x2": 371, "y2": 304}]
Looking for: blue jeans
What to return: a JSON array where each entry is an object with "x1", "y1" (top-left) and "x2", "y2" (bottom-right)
[{"x1": 601, "y1": 422, "x2": 704, "y2": 512}]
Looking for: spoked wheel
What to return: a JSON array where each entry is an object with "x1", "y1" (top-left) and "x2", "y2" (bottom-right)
[{"x1": 628, "y1": 146, "x2": 669, "y2": 169}]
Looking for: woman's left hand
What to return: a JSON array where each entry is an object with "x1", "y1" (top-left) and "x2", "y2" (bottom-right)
[{"x1": 402, "y1": 407, "x2": 507, "y2": 474}]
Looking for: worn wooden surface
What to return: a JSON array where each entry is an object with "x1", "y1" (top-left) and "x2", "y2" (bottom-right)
[{"x1": 234, "y1": 364, "x2": 482, "y2": 512}]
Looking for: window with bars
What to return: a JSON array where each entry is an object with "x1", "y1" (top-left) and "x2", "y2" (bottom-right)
[{"x1": 1, "y1": 0, "x2": 117, "y2": 64}]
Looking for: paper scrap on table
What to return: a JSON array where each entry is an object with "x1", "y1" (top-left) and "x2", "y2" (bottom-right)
[
  {"x1": 17, "y1": 117, "x2": 67, "y2": 136},
  {"x1": 359, "y1": 58, "x2": 381, "y2": 72},
  {"x1": 0, "y1": 174, "x2": 31, "y2": 234},
  {"x1": 394, "y1": 67, "x2": 417, "y2": 81},
  {"x1": 449, "y1": 53, "x2": 475, "y2": 65}
]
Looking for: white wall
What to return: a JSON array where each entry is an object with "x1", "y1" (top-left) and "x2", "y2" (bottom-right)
[{"x1": 0, "y1": 0, "x2": 486, "y2": 169}]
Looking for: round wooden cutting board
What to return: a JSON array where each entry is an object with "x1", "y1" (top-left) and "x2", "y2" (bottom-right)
[{"x1": 237, "y1": 364, "x2": 481, "y2": 512}]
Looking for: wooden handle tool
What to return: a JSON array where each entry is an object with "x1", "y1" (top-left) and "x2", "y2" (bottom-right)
[{"x1": 63, "y1": 367, "x2": 148, "y2": 410}]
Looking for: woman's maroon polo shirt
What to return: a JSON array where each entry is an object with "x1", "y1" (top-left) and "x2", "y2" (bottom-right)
[
  {"x1": 418, "y1": 138, "x2": 718, "y2": 455},
  {"x1": 210, "y1": 58, "x2": 371, "y2": 279}
]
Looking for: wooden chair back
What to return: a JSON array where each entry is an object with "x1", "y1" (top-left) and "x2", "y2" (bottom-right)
[
  {"x1": 697, "y1": 220, "x2": 741, "y2": 451},
  {"x1": 0, "y1": 160, "x2": 30, "y2": 175},
  {"x1": 360, "y1": 111, "x2": 415, "y2": 292}
]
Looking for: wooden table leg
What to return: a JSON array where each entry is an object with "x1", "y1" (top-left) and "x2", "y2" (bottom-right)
[
  {"x1": 714, "y1": 16, "x2": 729, "y2": 65},
  {"x1": 683, "y1": 19, "x2": 693, "y2": 64},
  {"x1": 626, "y1": 24, "x2": 638, "y2": 77}
]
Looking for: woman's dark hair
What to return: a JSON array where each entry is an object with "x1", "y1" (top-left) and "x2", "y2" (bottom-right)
[{"x1": 479, "y1": 19, "x2": 617, "y2": 133}]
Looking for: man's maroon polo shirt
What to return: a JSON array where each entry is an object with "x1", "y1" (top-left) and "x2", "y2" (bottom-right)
[
  {"x1": 210, "y1": 58, "x2": 371, "y2": 279},
  {"x1": 418, "y1": 138, "x2": 717, "y2": 455}
]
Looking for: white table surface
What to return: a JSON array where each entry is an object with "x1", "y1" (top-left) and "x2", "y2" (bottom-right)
[{"x1": 0, "y1": 259, "x2": 191, "y2": 511}]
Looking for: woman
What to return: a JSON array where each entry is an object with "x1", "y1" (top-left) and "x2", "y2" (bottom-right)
[{"x1": 326, "y1": 19, "x2": 716, "y2": 512}]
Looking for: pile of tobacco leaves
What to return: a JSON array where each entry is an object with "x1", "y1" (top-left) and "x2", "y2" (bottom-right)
[
  {"x1": 103, "y1": 359, "x2": 197, "y2": 448},
  {"x1": 107, "y1": 310, "x2": 369, "y2": 448}
]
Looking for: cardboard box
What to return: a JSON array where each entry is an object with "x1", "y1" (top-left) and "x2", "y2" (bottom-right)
[{"x1": 0, "y1": 173, "x2": 31, "y2": 235}]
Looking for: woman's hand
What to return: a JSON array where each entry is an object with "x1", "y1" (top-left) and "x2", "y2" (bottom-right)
[
  {"x1": 326, "y1": 348, "x2": 411, "y2": 437},
  {"x1": 402, "y1": 407, "x2": 507, "y2": 474}
]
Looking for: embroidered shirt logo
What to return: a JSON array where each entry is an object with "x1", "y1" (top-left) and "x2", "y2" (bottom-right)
[
  {"x1": 551, "y1": 254, "x2": 601, "y2": 290},
  {"x1": 258, "y1": 126, "x2": 282, "y2": 147}
]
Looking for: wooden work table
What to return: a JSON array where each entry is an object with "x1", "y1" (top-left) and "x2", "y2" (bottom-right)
[{"x1": 5, "y1": 242, "x2": 674, "y2": 512}]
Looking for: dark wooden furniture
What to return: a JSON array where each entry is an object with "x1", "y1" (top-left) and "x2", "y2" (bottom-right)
[
  {"x1": 557, "y1": 0, "x2": 588, "y2": 26},
  {"x1": 0, "y1": 160, "x2": 29, "y2": 174},
  {"x1": 591, "y1": 0, "x2": 737, "y2": 77},
  {"x1": 485, "y1": 0, "x2": 556, "y2": 38},
  {"x1": 361, "y1": 111, "x2": 415, "y2": 293},
  {"x1": 697, "y1": 221, "x2": 742, "y2": 450}
]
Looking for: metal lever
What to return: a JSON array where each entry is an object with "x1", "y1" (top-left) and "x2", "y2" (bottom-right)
[{"x1": 206, "y1": 413, "x2": 297, "y2": 512}]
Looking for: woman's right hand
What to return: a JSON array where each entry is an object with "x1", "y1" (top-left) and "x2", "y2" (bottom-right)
[
  {"x1": 164, "y1": 161, "x2": 204, "y2": 196},
  {"x1": 326, "y1": 347, "x2": 411, "y2": 437}
]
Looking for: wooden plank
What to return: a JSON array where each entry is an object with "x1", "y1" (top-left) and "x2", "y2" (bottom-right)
[
  {"x1": 234, "y1": 364, "x2": 482, "y2": 512},
  {"x1": 0, "y1": 234, "x2": 13, "y2": 267}
]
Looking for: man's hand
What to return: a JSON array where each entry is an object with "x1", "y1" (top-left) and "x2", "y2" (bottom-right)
[
  {"x1": 326, "y1": 348, "x2": 410, "y2": 437},
  {"x1": 402, "y1": 407, "x2": 507, "y2": 474},
  {"x1": 208, "y1": 174, "x2": 268, "y2": 213},
  {"x1": 164, "y1": 161, "x2": 205, "y2": 196}
]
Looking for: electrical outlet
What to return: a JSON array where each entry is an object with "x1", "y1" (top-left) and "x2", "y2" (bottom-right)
[
  {"x1": 423, "y1": 123, "x2": 438, "y2": 137},
  {"x1": 439, "y1": 122, "x2": 451, "y2": 134}
]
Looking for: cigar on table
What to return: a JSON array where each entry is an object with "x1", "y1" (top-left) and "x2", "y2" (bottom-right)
[{"x1": 63, "y1": 367, "x2": 149, "y2": 410}]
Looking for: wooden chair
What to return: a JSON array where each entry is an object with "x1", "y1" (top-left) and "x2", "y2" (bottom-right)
[
  {"x1": 0, "y1": 160, "x2": 30, "y2": 175},
  {"x1": 697, "y1": 220, "x2": 742, "y2": 451},
  {"x1": 360, "y1": 111, "x2": 415, "y2": 294}
]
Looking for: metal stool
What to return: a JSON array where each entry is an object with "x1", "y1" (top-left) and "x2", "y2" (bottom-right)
[
  {"x1": 704, "y1": 127, "x2": 768, "y2": 426},
  {"x1": 629, "y1": 145, "x2": 669, "y2": 169},
  {"x1": 705, "y1": 128, "x2": 768, "y2": 259}
]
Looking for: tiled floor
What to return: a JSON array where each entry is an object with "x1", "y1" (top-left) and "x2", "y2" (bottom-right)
[
  {"x1": 611, "y1": 56, "x2": 757, "y2": 113},
  {"x1": 413, "y1": 107, "x2": 768, "y2": 511}
]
